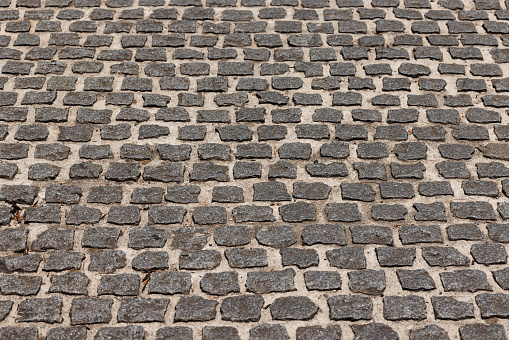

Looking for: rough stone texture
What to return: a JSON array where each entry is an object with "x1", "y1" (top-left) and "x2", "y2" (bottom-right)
[
  {"x1": 383, "y1": 295, "x2": 427, "y2": 320},
  {"x1": 475, "y1": 293, "x2": 509, "y2": 318},
  {"x1": 440, "y1": 270, "x2": 493, "y2": 292},
  {"x1": 459, "y1": 324, "x2": 508, "y2": 340},
  {"x1": 16, "y1": 296, "x2": 63, "y2": 323},
  {"x1": 0, "y1": 0, "x2": 508, "y2": 337},
  {"x1": 328, "y1": 295, "x2": 373, "y2": 320},
  {"x1": 70, "y1": 298, "x2": 113, "y2": 325},
  {"x1": 410, "y1": 325, "x2": 450, "y2": 340},
  {"x1": 351, "y1": 323, "x2": 399, "y2": 340},
  {"x1": 270, "y1": 296, "x2": 318, "y2": 320},
  {"x1": 296, "y1": 326, "x2": 341, "y2": 340},
  {"x1": 431, "y1": 296, "x2": 475, "y2": 320},
  {"x1": 94, "y1": 326, "x2": 145, "y2": 340},
  {"x1": 200, "y1": 271, "x2": 240, "y2": 296},
  {"x1": 221, "y1": 294, "x2": 264, "y2": 322},
  {"x1": 174, "y1": 296, "x2": 218, "y2": 322},
  {"x1": 117, "y1": 297, "x2": 169, "y2": 323},
  {"x1": 348, "y1": 269, "x2": 386, "y2": 295}
]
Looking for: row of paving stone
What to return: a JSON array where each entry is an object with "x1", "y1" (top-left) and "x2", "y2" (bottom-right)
[
  {"x1": 3, "y1": 44, "x2": 509, "y2": 63},
  {"x1": 4, "y1": 222, "x2": 509, "y2": 247},
  {"x1": 0, "y1": 291, "x2": 508, "y2": 322},
  {"x1": 5, "y1": 139, "x2": 509, "y2": 159},
  {"x1": 4, "y1": 142, "x2": 509, "y2": 174},
  {"x1": 3, "y1": 148, "x2": 509, "y2": 179},
  {"x1": 5, "y1": 73, "x2": 509, "y2": 93},
  {"x1": 5, "y1": 178, "x2": 509, "y2": 203},
  {"x1": 10, "y1": 5, "x2": 509, "y2": 20},
  {"x1": 4, "y1": 189, "x2": 509, "y2": 223},
  {"x1": 4, "y1": 83, "x2": 509, "y2": 106},
  {"x1": 1, "y1": 247, "x2": 509, "y2": 279},
  {"x1": 2, "y1": 130, "x2": 509, "y2": 153},
  {"x1": 5, "y1": 11, "x2": 509, "y2": 33},
  {"x1": 0, "y1": 323, "x2": 506, "y2": 340},
  {"x1": 3, "y1": 158, "x2": 509, "y2": 181},
  {"x1": 6, "y1": 4, "x2": 509, "y2": 21},
  {"x1": 4, "y1": 78, "x2": 509, "y2": 99},
  {"x1": 2, "y1": 224, "x2": 509, "y2": 270},
  {"x1": 0, "y1": 97, "x2": 509, "y2": 116},
  {"x1": 6, "y1": 121, "x2": 509, "y2": 142},
  {"x1": 5, "y1": 32, "x2": 509, "y2": 50},
  {"x1": 1, "y1": 108, "x2": 509, "y2": 125},
  {"x1": 3, "y1": 0, "x2": 507, "y2": 9},
  {"x1": 0, "y1": 187, "x2": 509, "y2": 225},
  {"x1": 3, "y1": 262, "x2": 509, "y2": 292},
  {"x1": 6, "y1": 23, "x2": 509, "y2": 39},
  {"x1": 3, "y1": 74, "x2": 509, "y2": 94},
  {"x1": 5, "y1": 124, "x2": 509, "y2": 143},
  {"x1": 6, "y1": 199, "x2": 509, "y2": 223},
  {"x1": 1, "y1": 62, "x2": 509, "y2": 81},
  {"x1": 6, "y1": 160, "x2": 509, "y2": 182},
  {"x1": 2, "y1": 233, "x2": 509, "y2": 269}
]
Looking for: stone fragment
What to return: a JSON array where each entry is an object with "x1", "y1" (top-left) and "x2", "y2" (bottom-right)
[
  {"x1": 440, "y1": 270, "x2": 492, "y2": 292},
  {"x1": 256, "y1": 225, "x2": 297, "y2": 248},
  {"x1": 351, "y1": 323, "x2": 399, "y2": 340},
  {"x1": 432, "y1": 296, "x2": 474, "y2": 320},
  {"x1": 459, "y1": 324, "x2": 507, "y2": 340},
  {"x1": 117, "y1": 297, "x2": 169, "y2": 322},
  {"x1": 200, "y1": 272, "x2": 240, "y2": 296},
  {"x1": 246, "y1": 269, "x2": 295, "y2": 293},
  {"x1": 250, "y1": 324, "x2": 289, "y2": 340},
  {"x1": 328, "y1": 295, "x2": 372, "y2": 320},
  {"x1": 383, "y1": 296, "x2": 427, "y2": 320},
  {"x1": 98, "y1": 274, "x2": 140, "y2": 296},
  {"x1": 270, "y1": 296, "x2": 318, "y2": 320},
  {"x1": 70, "y1": 297, "x2": 113, "y2": 325},
  {"x1": 16, "y1": 296, "x2": 63, "y2": 323},
  {"x1": 174, "y1": 296, "x2": 218, "y2": 322},
  {"x1": 348, "y1": 270, "x2": 385, "y2": 295},
  {"x1": 49, "y1": 272, "x2": 89, "y2": 295}
]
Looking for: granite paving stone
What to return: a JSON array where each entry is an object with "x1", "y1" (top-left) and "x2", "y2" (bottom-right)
[{"x1": 0, "y1": 0, "x2": 507, "y2": 337}]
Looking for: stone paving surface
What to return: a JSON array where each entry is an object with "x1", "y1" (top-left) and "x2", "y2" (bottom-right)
[{"x1": 0, "y1": 0, "x2": 509, "y2": 338}]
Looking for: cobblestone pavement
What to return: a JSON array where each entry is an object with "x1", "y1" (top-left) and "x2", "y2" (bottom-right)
[{"x1": 1, "y1": 0, "x2": 509, "y2": 339}]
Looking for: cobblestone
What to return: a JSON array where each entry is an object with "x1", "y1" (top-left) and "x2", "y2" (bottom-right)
[{"x1": 0, "y1": 0, "x2": 507, "y2": 337}]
